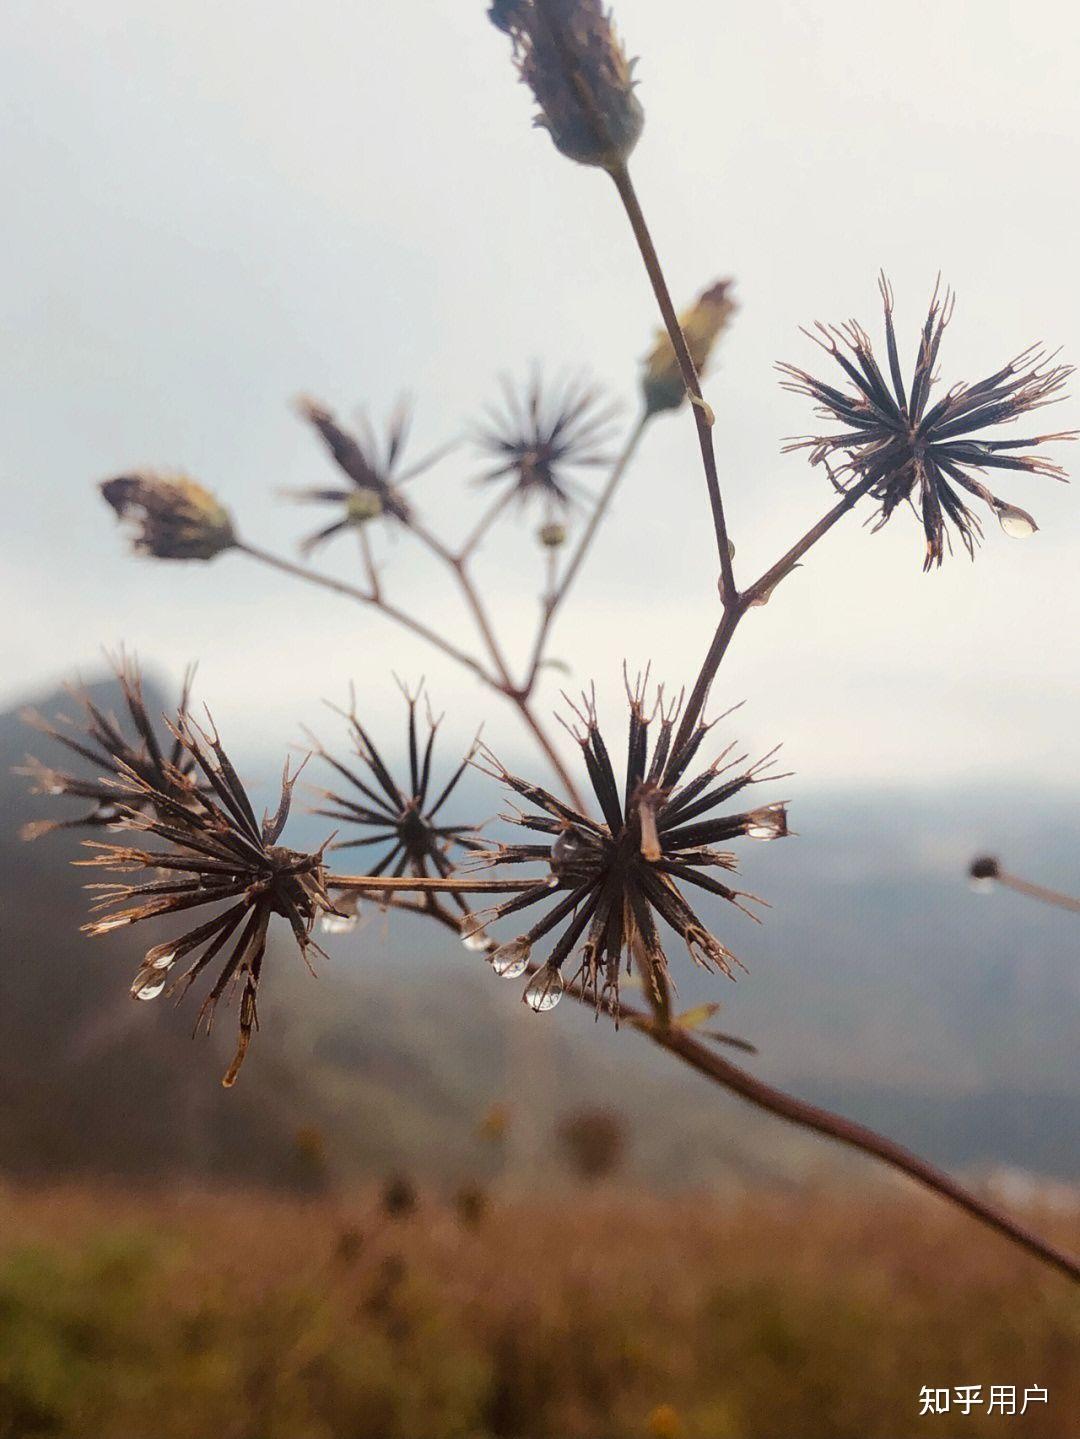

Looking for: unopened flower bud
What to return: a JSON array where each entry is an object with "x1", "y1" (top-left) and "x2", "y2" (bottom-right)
[
  {"x1": 538, "y1": 519, "x2": 567, "y2": 548},
  {"x1": 642, "y1": 280, "x2": 737, "y2": 416},
  {"x1": 100, "y1": 473, "x2": 236, "y2": 561},
  {"x1": 491, "y1": 0, "x2": 644, "y2": 170}
]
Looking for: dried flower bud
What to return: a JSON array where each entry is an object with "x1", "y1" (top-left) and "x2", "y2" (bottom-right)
[
  {"x1": 642, "y1": 281, "x2": 737, "y2": 416},
  {"x1": 491, "y1": 0, "x2": 644, "y2": 170},
  {"x1": 969, "y1": 855, "x2": 1000, "y2": 882},
  {"x1": 100, "y1": 473, "x2": 236, "y2": 561},
  {"x1": 538, "y1": 519, "x2": 568, "y2": 547},
  {"x1": 345, "y1": 490, "x2": 384, "y2": 525}
]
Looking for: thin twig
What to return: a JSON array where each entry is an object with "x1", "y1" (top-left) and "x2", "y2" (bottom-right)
[
  {"x1": 234, "y1": 540, "x2": 495, "y2": 684},
  {"x1": 996, "y1": 868, "x2": 1080, "y2": 915},
  {"x1": 608, "y1": 162, "x2": 737, "y2": 600},
  {"x1": 522, "y1": 410, "x2": 651, "y2": 695}
]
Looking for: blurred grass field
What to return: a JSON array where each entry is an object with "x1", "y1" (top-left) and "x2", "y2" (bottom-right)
[{"x1": 0, "y1": 1181, "x2": 1076, "y2": 1439}]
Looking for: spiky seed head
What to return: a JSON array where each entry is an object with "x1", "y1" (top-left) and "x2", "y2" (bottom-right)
[
  {"x1": 779, "y1": 277, "x2": 1075, "y2": 569},
  {"x1": 491, "y1": 0, "x2": 644, "y2": 169},
  {"x1": 642, "y1": 281, "x2": 738, "y2": 416}
]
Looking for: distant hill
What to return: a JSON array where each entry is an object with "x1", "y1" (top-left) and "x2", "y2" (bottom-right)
[{"x1": 2, "y1": 671, "x2": 1078, "y2": 1189}]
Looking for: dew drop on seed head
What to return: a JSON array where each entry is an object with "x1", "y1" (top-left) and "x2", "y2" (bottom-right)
[
  {"x1": 969, "y1": 875, "x2": 994, "y2": 895},
  {"x1": 462, "y1": 929, "x2": 493, "y2": 952},
  {"x1": 321, "y1": 911, "x2": 359, "y2": 935},
  {"x1": 524, "y1": 967, "x2": 564, "y2": 1012},
  {"x1": 746, "y1": 807, "x2": 787, "y2": 841},
  {"x1": 997, "y1": 505, "x2": 1037, "y2": 539},
  {"x1": 550, "y1": 828, "x2": 589, "y2": 877},
  {"x1": 132, "y1": 975, "x2": 166, "y2": 1001},
  {"x1": 149, "y1": 948, "x2": 177, "y2": 971},
  {"x1": 491, "y1": 938, "x2": 530, "y2": 978}
]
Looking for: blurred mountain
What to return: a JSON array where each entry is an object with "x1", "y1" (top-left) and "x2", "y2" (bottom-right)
[{"x1": 2, "y1": 672, "x2": 1078, "y2": 1191}]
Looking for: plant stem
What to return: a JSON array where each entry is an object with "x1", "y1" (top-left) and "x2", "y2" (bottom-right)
[
  {"x1": 608, "y1": 162, "x2": 737, "y2": 601},
  {"x1": 235, "y1": 537, "x2": 584, "y2": 806},
  {"x1": 329, "y1": 874, "x2": 548, "y2": 894},
  {"x1": 646, "y1": 1017, "x2": 1080, "y2": 1283},
  {"x1": 669, "y1": 474, "x2": 882, "y2": 758},
  {"x1": 995, "y1": 869, "x2": 1080, "y2": 915},
  {"x1": 391, "y1": 888, "x2": 1079, "y2": 1282},
  {"x1": 522, "y1": 410, "x2": 651, "y2": 695},
  {"x1": 234, "y1": 540, "x2": 496, "y2": 684}
]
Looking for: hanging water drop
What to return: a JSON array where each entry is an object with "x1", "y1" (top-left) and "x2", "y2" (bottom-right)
[
  {"x1": 550, "y1": 827, "x2": 590, "y2": 879},
  {"x1": 997, "y1": 504, "x2": 1037, "y2": 540},
  {"x1": 148, "y1": 947, "x2": 177, "y2": 971},
  {"x1": 969, "y1": 875, "x2": 994, "y2": 895},
  {"x1": 131, "y1": 973, "x2": 166, "y2": 1001},
  {"x1": 746, "y1": 805, "x2": 788, "y2": 841},
  {"x1": 491, "y1": 938, "x2": 530, "y2": 978},
  {"x1": 462, "y1": 929, "x2": 494, "y2": 953},
  {"x1": 524, "y1": 966, "x2": 564, "y2": 1013},
  {"x1": 321, "y1": 911, "x2": 359, "y2": 935}
]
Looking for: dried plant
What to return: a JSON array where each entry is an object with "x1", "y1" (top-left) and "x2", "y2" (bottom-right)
[
  {"x1": 76, "y1": 713, "x2": 335, "y2": 1086},
  {"x1": 20, "y1": 0, "x2": 1079, "y2": 1284},
  {"x1": 17, "y1": 654, "x2": 203, "y2": 840},
  {"x1": 780, "y1": 276, "x2": 1075, "y2": 569},
  {"x1": 968, "y1": 854, "x2": 1080, "y2": 915}
]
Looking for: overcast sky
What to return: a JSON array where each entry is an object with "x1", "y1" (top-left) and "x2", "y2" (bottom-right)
[{"x1": 3, "y1": 0, "x2": 1078, "y2": 793}]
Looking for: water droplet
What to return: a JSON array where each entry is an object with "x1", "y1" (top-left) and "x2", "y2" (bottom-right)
[
  {"x1": 524, "y1": 967, "x2": 564, "y2": 1013},
  {"x1": 131, "y1": 974, "x2": 166, "y2": 1001},
  {"x1": 550, "y1": 828, "x2": 590, "y2": 879},
  {"x1": 321, "y1": 911, "x2": 359, "y2": 935},
  {"x1": 997, "y1": 504, "x2": 1037, "y2": 540},
  {"x1": 969, "y1": 876, "x2": 994, "y2": 895},
  {"x1": 462, "y1": 929, "x2": 494, "y2": 953},
  {"x1": 46, "y1": 783, "x2": 65, "y2": 796},
  {"x1": 746, "y1": 806, "x2": 788, "y2": 841},
  {"x1": 491, "y1": 938, "x2": 530, "y2": 978},
  {"x1": 149, "y1": 948, "x2": 177, "y2": 971}
]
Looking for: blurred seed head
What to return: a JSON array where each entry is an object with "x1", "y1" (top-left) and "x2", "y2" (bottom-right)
[
  {"x1": 490, "y1": 0, "x2": 644, "y2": 170},
  {"x1": 643, "y1": 280, "x2": 738, "y2": 416},
  {"x1": 475, "y1": 371, "x2": 617, "y2": 516},
  {"x1": 100, "y1": 473, "x2": 236, "y2": 561}
]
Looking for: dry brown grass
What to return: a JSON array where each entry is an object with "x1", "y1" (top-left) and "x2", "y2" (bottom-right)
[{"x1": 0, "y1": 1179, "x2": 1076, "y2": 1438}]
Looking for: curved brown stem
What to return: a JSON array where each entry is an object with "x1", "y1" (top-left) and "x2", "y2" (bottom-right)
[{"x1": 646, "y1": 1018, "x2": 1080, "y2": 1284}]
